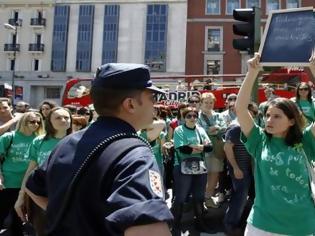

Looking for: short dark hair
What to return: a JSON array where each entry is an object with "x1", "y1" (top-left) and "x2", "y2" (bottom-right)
[
  {"x1": 181, "y1": 107, "x2": 198, "y2": 119},
  {"x1": 90, "y1": 87, "x2": 144, "y2": 116},
  {"x1": 264, "y1": 98, "x2": 304, "y2": 146}
]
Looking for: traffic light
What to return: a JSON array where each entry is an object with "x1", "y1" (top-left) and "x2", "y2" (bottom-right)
[{"x1": 232, "y1": 7, "x2": 261, "y2": 55}]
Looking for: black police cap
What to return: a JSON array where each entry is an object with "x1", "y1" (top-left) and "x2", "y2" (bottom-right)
[{"x1": 92, "y1": 63, "x2": 165, "y2": 94}]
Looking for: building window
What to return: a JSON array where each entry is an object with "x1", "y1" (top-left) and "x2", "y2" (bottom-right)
[
  {"x1": 10, "y1": 59, "x2": 15, "y2": 71},
  {"x1": 266, "y1": 0, "x2": 280, "y2": 14},
  {"x1": 45, "y1": 87, "x2": 60, "y2": 99},
  {"x1": 206, "y1": 28, "x2": 221, "y2": 52},
  {"x1": 206, "y1": 0, "x2": 220, "y2": 15},
  {"x1": 102, "y1": 5, "x2": 119, "y2": 64},
  {"x1": 51, "y1": 5, "x2": 70, "y2": 72},
  {"x1": 76, "y1": 5, "x2": 94, "y2": 72},
  {"x1": 145, "y1": 4, "x2": 168, "y2": 72},
  {"x1": 286, "y1": 0, "x2": 299, "y2": 8},
  {"x1": 207, "y1": 60, "x2": 221, "y2": 75},
  {"x1": 247, "y1": 0, "x2": 260, "y2": 7},
  {"x1": 226, "y1": 0, "x2": 240, "y2": 15},
  {"x1": 33, "y1": 59, "x2": 39, "y2": 71}
]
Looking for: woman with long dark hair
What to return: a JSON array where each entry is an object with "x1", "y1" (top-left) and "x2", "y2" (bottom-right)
[
  {"x1": 236, "y1": 53, "x2": 315, "y2": 235},
  {"x1": 291, "y1": 82, "x2": 315, "y2": 126}
]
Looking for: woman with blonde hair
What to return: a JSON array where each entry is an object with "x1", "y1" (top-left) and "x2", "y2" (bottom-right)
[
  {"x1": 15, "y1": 107, "x2": 72, "y2": 236},
  {"x1": 0, "y1": 111, "x2": 44, "y2": 235}
]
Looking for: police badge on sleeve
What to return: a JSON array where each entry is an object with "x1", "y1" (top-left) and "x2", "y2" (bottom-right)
[{"x1": 149, "y1": 170, "x2": 164, "y2": 198}]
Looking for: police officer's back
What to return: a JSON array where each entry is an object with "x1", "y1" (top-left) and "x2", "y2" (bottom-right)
[{"x1": 25, "y1": 64, "x2": 173, "y2": 236}]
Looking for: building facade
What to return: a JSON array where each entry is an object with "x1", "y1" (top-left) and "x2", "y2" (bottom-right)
[
  {"x1": 0, "y1": 0, "x2": 187, "y2": 107},
  {"x1": 186, "y1": 0, "x2": 315, "y2": 83}
]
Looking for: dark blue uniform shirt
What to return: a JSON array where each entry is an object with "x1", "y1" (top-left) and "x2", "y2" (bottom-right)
[{"x1": 26, "y1": 116, "x2": 173, "y2": 236}]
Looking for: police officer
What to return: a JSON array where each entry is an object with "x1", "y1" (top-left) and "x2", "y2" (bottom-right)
[{"x1": 25, "y1": 64, "x2": 173, "y2": 236}]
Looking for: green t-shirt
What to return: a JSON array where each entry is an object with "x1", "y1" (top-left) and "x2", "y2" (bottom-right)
[
  {"x1": 138, "y1": 130, "x2": 166, "y2": 173},
  {"x1": 296, "y1": 100, "x2": 315, "y2": 124},
  {"x1": 0, "y1": 131, "x2": 36, "y2": 188},
  {"x1": 241, "y1": 124, "x2": 315, "y2": 235},
  {"x1": 173, "y1": 125, "x2": 210, "y2": 166},
  {"x1": 27, "y1": 135, "x2": 61, "y2": 166}
]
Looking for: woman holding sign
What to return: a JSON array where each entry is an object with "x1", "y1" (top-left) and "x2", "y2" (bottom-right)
[{"x1": 235, "y1": 53, "x2": 315, "y2": 236}]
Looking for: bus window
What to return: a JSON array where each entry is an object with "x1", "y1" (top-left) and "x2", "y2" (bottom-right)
[{"x1": 67, "y1": 81, "x2": 91, "y2": 99}]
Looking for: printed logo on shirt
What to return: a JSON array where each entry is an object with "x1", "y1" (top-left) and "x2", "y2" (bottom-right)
[{"x1": 149, "y1": 170, "x2": 163, "y2": 198}]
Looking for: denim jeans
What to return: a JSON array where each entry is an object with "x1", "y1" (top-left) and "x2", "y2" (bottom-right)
[
  {"x1": 172, "y1": 165, "x2": 207, "y2": 206},
  {"x1": 224, "y1": 169, "x2": 253, "y2": 230}
]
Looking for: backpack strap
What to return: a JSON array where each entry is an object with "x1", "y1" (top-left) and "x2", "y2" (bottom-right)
[{"x1": 48, "y1": 133, "x2": 150, "y2": 234}]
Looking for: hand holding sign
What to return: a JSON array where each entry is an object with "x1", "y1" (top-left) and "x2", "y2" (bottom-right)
[
  {"x1": 309, "y1": 48, "x2": 315, "y2": 76},
  {"x1": 259, "y1": 7, "x2": 315, "y2": 67}
]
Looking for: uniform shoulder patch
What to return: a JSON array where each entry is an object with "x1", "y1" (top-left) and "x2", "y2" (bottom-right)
[{"x1": 149, "y1": 169, "x2": 164, "y2": 198}]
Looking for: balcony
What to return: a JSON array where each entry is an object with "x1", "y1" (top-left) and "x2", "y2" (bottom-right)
[
  {"x1": 8, "y1": 18, "x2": 22, "y2": 26},
  {"x1": 4, "y1": 43, "x2": 20, "y2": 52},
  {"x1": 30, "y1": 18, "x2": 46, "y2": 27},
  {"x1": 28, "y1": 43, "x2": 44, "y2": 53}
]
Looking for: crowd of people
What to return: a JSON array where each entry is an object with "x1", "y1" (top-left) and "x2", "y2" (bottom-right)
[
  {"x1": 0, "y1": 98, "x2": 97, "y2": 235},
  {"x1": 0, "y1": 55, "x2": 314, "y2": 236}
]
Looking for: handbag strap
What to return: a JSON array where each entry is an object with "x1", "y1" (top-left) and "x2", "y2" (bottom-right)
[{"x1": 201, "y1": 112, "x2": 213, "y2": 127}]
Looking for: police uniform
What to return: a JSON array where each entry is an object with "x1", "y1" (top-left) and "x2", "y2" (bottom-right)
[{"x1": 26, "y1": 64, "x2": 173, "y2": 236}]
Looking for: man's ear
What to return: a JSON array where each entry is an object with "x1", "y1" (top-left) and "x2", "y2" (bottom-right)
[{"x1": 121, "y1": 98, "x2": 137, "y2": 114}]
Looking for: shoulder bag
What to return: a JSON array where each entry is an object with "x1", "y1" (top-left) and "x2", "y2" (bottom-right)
[{"x1": 180, "y1": 127, "x2": 207, "y2": 175}]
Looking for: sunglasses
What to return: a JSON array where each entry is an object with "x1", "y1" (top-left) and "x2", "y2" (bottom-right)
[
  {"x1": 299, "y1": 88, "x2": 309, "y2": 91},
  {"x1": 189, "y1": 100, "x2": 200, "y2": 104},
  {"x1": 228, "y1": 97, "x2": 237, "y2": 101},
  {"x1": 185, "y1": 114, "x2": 198, "y2": 119},
  {"x1": 29, "y1": 120, "x2": 41, "y2": 125}
]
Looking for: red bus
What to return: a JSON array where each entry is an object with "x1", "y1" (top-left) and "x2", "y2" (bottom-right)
[{"x1": 62, "y1": 69, "x2": 312, "y2": 110}]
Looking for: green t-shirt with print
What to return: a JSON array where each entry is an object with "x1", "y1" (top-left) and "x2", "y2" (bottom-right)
[
  {"x1": 241, "y1": 124, "x2": 315, "y2": 235},
  {"x1": 173, "y1": 125, "x2": 210, "y2": 166},
  {"x1": 296, "y1": 100, "x2": 315, "y2": 124},
  {"x1": 27, "y1": 135, "x2": 61, "y2": 166},
  {"x1": 0, "y1": 131, "x2": 36, "y2": 188}
]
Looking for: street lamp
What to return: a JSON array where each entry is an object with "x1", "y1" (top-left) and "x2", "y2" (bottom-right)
[{"x1": 4, "y1": 23, "x2": 17, "y2": 105}]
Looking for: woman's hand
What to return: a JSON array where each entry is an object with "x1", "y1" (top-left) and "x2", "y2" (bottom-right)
[
  {"x1": 233, "y1": 168, "x2": 244, "y2": 179},
  {"x1": 309, "y1": 48, "x2": 315, "y2": 75},
  {"x1": 247, "y1": 52, "x2": 261, "y2": 74},
  {"x1": 190, "y1": 145, "x2": 204, "y2": 153},
  {"x1": 14, "y1": 192, "x2": 27, "y2": 222}
]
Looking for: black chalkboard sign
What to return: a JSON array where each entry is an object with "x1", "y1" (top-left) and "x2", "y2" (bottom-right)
[{"x1": 259, "y1": 7, "x2": 315, "y2": 66}]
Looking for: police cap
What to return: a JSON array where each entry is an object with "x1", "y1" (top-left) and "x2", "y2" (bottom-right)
[{"x1": 92, "y1": 63, "x2": 165, "y2": 94}]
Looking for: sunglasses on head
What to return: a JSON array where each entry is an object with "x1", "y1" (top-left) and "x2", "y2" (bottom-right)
[
  {"x1": 185, "y1": 114, "x2": 198, "y2": 119},
  {"x1": 29, "y1": 120, "x2": 41, "y2": 125}
]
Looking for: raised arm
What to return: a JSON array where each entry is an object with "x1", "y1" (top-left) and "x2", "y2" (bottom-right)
[{"x1": 235, "y1": 53, "x2": 261, "y2": 136}]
